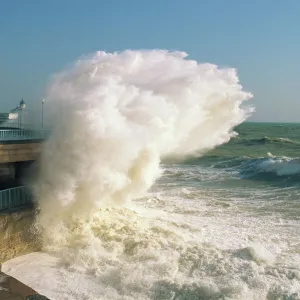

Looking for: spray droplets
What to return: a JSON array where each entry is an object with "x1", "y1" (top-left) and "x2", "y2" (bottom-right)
[{"x1": 35, "y1": 49, "x2": 252, "y2": 222}]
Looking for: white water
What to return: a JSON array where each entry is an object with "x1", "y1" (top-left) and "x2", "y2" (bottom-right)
[
  {"x1": 33, "y1": 49, "x2": 252, "y2": 242},
  {"x1": 261, "y1": 153, "x2": 300, "y2": 176},
  {"x1": 10, "y1": 50, "x2": 300, "y2": 300},
  {"x1": 3, "y1": 190, "x2": 300, "y2": 299}
]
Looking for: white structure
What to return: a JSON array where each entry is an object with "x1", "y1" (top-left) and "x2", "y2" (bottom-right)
[{"x1": 0, "y1": 100, "x2": 24, "y2": 128}]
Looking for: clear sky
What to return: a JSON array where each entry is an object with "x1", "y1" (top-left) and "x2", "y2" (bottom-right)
[{"x1": 0, "y1": 0, "x2": 299, "y2": 122}]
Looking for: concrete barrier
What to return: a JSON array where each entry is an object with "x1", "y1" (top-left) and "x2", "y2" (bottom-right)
[
  {"x1": 0, "y1": 210, "x2": 49, "y2": 299},
  {"x1": 0, "y1": 143, "x2": 42, "y2": 164}
]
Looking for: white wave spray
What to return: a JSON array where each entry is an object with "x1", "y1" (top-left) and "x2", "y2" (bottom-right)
[
  {"x1": 35, "y1": 49, "x2": 252, "y2": 216},
  {"x1": 29, "y1": 50, "x2": 258, "y2": 299}
]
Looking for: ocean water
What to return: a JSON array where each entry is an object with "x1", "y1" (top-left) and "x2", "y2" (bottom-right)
[{"x1": 2, "y1": 51, "x2": 300, "y2": 300}]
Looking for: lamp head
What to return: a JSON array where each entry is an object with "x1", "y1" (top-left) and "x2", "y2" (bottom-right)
[{"x1": 20, "y1": 99, "x2": 26, "y2": 109}]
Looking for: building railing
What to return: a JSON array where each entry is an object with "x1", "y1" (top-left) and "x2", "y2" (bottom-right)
[
  {"x1": 0, "y1": 186, "x2": 33, "y2": 212},
  {"x1": 0, "y1": 129, "x2": 51, "y2": 141},
  {"x1": 0, "y1": 122, "x2": 38, "y2": 130}
]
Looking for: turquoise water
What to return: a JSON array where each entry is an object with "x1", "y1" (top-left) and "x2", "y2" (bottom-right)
[
  {"x1": 160, "y1": 122, "x2": 300, "y2": 220},
  {"x1": 212, "y1": 122, "x2": 300, "y2": 158}
]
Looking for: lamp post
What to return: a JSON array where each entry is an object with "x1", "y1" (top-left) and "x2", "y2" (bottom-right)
[
  {"x1": 41, "y1": 99, "x2": 45, "y2": 128},
  {"x1": 19, "y1": 99, "x2": 26, "y2": 129}
]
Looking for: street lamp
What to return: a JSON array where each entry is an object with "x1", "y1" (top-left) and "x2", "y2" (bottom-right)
[
  {"x1": 41, "y1": 99, "x2": 45, "y2": 128},
  {"x1": 19, "y1": 99, "x2": 26, "y2": 129}
]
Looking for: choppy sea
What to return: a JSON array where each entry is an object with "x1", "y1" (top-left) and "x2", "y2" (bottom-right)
[{"x1": 3, "y1": 122, "x2": 300, "y2": 300}]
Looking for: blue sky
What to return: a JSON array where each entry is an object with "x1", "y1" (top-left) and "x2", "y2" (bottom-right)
[{"x1": 0, "y1": 0, "x2": 299, "y2": 121}]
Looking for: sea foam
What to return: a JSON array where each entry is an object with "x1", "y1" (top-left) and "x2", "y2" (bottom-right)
[
  {"x1": 18, "y1": 50, "x2": 259, "y2": 299},
  {"x1": 34, "y1": 50, "x2": 252, "y2": 227}
]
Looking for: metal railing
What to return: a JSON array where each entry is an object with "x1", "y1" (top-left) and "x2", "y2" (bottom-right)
[
  {"x1": 0, "y1": 129, "x2": 51, "y2": 141},
  {"x1": 0, "y1": 186, "x2": 33, "y2": 212},
  {"x1": 0, "y1": 122, "x2": 39, "y2": 130}
]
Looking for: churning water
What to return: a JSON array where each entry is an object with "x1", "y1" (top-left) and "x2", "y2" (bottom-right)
[{"x1": 3, "y1": 50, "x2": 300, "y2": 300}]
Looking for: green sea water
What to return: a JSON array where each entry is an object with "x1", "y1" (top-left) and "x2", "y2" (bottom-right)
[
  {"x1": 182, "y1": 122, "x2": 300, "y2": 186},
  {"x1": 161, "y1": 122, "x2": 300, "y2": 219},
  {"x1": 151, "y1": 122, "x2": 300, "y2": 298},
  {"x1": 212, "y1": 122, "x2": 300, "y2": 158}
]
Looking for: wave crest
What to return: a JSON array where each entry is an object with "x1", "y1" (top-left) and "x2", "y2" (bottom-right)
[
  {"x1": 192, "y1": 153, "x2": 300, "y2": 181},
  {"x1": 33, "y1": 50, "x2": 252, "y2": 240},
  {"x1": 236, "y1": 136, "x2": 299, "y2": 146},
  {"x1": 250, "y1": 152, "x2": 300, "y2": 176},
  {"x1": 223, "y1": 153, "x2": 300, "y2": 179}
]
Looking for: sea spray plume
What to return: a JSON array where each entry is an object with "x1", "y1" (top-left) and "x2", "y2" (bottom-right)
[{"x1": 34, "y1": 50, "x2": 253, "y2": 226}]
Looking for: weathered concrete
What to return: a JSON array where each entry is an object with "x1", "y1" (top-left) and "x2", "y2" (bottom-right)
[
  {"x1": 0, "y1": 210, "x2": 41, "y2": 264},
  {"x1": 0, "y1": 143, "x2": 41, "y2": 164},
  {"x1": 0, "y1": 210, "x2": 49, "y2": 299}
]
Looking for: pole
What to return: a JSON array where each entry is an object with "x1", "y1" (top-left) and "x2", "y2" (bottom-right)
[
  {"x1": 20, "y1": 109, "x2": 22, "y2": 129},
  {"x1": 42, "y1": 101, "x2": 44, "y2": 128},
  {"x1": 41, "y1": 99, "x2": 45, "y2": 128},
  {"x1": 19, "y1": 99, "x2": 26, "y2": 129}
]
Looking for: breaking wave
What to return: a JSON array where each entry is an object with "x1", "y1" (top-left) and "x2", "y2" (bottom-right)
[
  {"x1": 3, "y1": 49, "x2": 267, "y2": 299},
  {"x1": 33, "y1": 49, "x2": 252, "y2": 231},
  {"x1": 240, "y1": 153, "x2": 300, "y2": 179},
  {"x1": 238, "y1": 136, "x2": 299, "y2": 146},
  {"x1": 24, "y1": 49, "x2": 256, "y2": 299},
  {"x1": 194, "y1": 152, "x2": 300, "y2": 183},
  {"x1": 3, "y1": 50, "x2": 300, "y2": 300}
]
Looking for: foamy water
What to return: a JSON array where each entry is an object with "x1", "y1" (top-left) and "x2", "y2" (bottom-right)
[
  {"x1": 3, "y1": 50, "x2": 300, "y2": 299},
  {"x1": 3, "y1": 189, "x2": 300, "y2": 299}
]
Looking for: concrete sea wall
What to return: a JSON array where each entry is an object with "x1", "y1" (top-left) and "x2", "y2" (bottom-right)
[
  {"x1": 0, "y1": 209, "x2": 49, "y2": 299},
  {"x1": 0, "y1": 210, "x2": 41, "y2": 263},
  {"x1": 0, "y1": 142, "x2": 41, "y2": 164}
]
